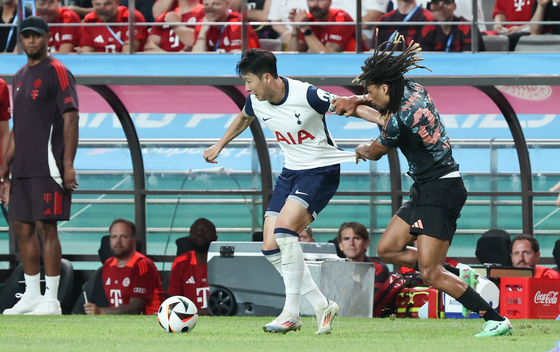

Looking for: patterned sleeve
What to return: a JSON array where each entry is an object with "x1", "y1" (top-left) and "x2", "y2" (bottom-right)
[
  {"x1": 377, "y1": 115, "x2": 401, "y2": 148},
  {"x1": 0, "y1": 80, "x2": 10, "y2": 121},
  {"x1": 130, "y1": 258, "x2": 159, "y2": 300},
  {"x1": 51, "y1": 61, "x2": 79, "y2": 114},
  {"x1": 306, "y1": 86, "x2": 337, "y2": 115}
]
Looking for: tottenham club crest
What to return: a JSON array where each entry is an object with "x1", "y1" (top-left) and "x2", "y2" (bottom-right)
[{"x1": 294, "y1": 112, "x2": 301, "y2": 125}]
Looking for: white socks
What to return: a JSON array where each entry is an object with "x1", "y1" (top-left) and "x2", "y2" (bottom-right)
[
  {"x1": 44, "y1": 275, "x2": 60, "y2": 300},
  {"x1": 266, "y1": 229, "x2": 329, "y2": 316},
  {"x1": 24, "y1": 273, "x2": 41, "y2": 300},
  {"x1": 275, "y1": 231, "x2": 304, "y2": 317}
]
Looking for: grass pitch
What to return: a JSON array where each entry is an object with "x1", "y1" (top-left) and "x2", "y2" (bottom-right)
[{"x1": 0, "y1": 315, "x2": 557, "y2": 352}]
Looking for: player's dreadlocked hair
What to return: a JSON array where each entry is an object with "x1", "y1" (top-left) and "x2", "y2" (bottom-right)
[{"x1": 354, "y1": 33, "x2": 431, "y2": 115}]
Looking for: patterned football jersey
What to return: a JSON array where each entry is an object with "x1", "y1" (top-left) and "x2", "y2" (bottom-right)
[
  {"x1": 167, "y1": 251, "x2": 209, "y2": 310},
  {"x1": 48, "y1": 7, "x2": 81, "y2": 53},
  {"x1": 102, "y1": 251, "x2": 165, "y2": 315},
  {"x1": 148, "y1": 4, "x2": 205, "y2": 52},
  {"x1": 244, "y1": 77, "x2": 355, "y2": 170},
  {"x1": 201, "y1": 11, "x2": 261, "y2": 52},
  {"x1": 377, "y1": 80, "x2": 459, "y2": 183},
  {"x1": 80, "y1": 6, "x2": 147, "y2": 53}
]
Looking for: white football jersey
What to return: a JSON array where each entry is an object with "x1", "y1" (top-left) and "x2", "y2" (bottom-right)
[{"x1": 244, "y1": 77, "x2": 355, "y2": 170}]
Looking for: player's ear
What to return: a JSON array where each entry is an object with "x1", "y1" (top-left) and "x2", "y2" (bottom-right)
[{"x1": 382, "y1": 84, "x2": 389, "y2": 95}]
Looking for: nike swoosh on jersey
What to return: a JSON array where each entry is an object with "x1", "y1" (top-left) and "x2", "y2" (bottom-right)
[
  {"x1": 295, "y1": 190, "x2": 309, "y2": 196},
  {"x1": 263, "y1": 117, "x2": 272, "y2": 121}
]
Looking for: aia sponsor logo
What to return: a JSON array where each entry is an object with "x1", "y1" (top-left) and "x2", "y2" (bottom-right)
[
  {"x1": 275, "y1": 130, "x2": 315, "y2": 145},
  {"x1": 534, "y1": 290, "x2": 559, "y2": 305}
]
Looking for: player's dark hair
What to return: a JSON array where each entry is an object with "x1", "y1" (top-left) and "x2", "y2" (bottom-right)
[
  {"x1": 511, "y1": 234, "x2": 540, "y2": 254},
  {"x1": 236, "y1": 48, "x2": 279, "y2": 80},
  {"x1": 337, "y1": 222, "x2": 369, "y2": 242},
  {"x1": 109, "y1": 218, "x2": 136, "y2": 237},
  {"x1": 354, "y1": 32, "x2": 431, "y2": 114}
]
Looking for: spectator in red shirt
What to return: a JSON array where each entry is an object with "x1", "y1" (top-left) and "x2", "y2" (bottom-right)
[
  {"x1": 36, "y1": 0, "x2": 81, "y2": 53},
  {"x1": 423, "y1": 0, "x2": 484, "y2": 52},
  {"x1": 167, "y1": 218, "x2": 217, "y2": 315},
  {"x1": 0, "y1": 78, "x2": 11, "y2": 167},
  {"x1": 492, "y1": 0, "x2": 532, "y2": 50},
  {"x1": 191, "y1": 0, "x2": 261, "y2": 52},
  {"x1": 337, "y1": 222, "x2": 389, "y2": 295},
  {"x1": 374, "y1": 0, "x2": 433, "y2": 49},
  {"x1": 79, "y1": 0, "x2": 147, "y2": 53},
  {"x1": 511, "y1": 234, "x2": 560, "y2": 279},
  {"x1": 84, "y1": 219, "x2": 166, "y2": 315},
  {"x1": 287, "y1": 0, "x2": 363, "y2": 52},
  {"x1": 145, "y1": 0, "x2": 204, "y2": 52}
]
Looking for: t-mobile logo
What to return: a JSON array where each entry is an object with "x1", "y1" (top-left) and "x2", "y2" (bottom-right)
[
  {"x1": 196, "y1": 287, "x2": 210, "y2": 309},
  {"x1": 514, "y1": 0, "x2": 529, "y2": 12},
  {"x1": 110, "y1": 289, "x2": 123, "y2": 306}
]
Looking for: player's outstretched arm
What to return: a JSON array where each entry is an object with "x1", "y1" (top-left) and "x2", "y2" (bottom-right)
[
  {"x1": 203, "y1": 110, "x2": 255, "y2": 163},
  {"x1": 332, "y1": 96, "x2": 383, "y2": 126},
  {"x1": 355, "y1": 139, "x2": 391, "y2": 162}
]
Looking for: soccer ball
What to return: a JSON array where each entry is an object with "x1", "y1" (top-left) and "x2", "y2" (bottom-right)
[{"x1": 157, "y1": 296, "x2": 198, "y2": 333}]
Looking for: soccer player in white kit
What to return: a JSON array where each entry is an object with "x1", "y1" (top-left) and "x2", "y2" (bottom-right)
[{"x1": 203, "y1": 49, "x2": 357, "y2": 334}]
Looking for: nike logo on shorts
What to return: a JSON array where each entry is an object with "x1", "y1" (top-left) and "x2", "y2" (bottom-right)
[
  {"x1": 295, "y1": 190, "x2": 308, "y2": 196},
  {"x1": 263, "y1": 117, "x2": 272, "y2": 121}
]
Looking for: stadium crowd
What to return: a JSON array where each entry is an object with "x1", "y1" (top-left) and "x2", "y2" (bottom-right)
[{"x1": 1, "y1": 0, "x2": 560, "y2": 53}]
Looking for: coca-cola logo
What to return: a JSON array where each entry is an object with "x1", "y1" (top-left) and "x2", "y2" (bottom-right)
[{"x1": 534, "y1": 290, "x2": 559, "y2": 305}]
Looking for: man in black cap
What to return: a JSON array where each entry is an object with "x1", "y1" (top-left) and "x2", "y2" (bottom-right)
[
  {"x1": 423, "y1": 0, "x2": 485, "y2": 52},
  {"x1": 1, "y1": 16, "x2": 79, "y2": 316}
]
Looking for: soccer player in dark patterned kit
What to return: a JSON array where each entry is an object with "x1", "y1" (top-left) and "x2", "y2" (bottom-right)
[
  {"x1": 332, "y1": 35, "x2": 514, "y2": 337},
  {"x1": 0, "y1": 16, "x2": 79, "y2": 316},
  {"x1": 84, "y1": 219, "x2": 165, "y2": 315}
]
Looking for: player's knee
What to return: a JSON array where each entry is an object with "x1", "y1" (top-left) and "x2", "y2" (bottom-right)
[
  {"x1": 419, "y1": 266, "x2": 444, "y2": 287},
  {"x1": 376, "y1": 242, "x2": 392, "y2": 262}
]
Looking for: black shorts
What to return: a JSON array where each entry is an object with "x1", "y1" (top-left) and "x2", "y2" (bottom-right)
[
  {"x1": 8, "y1": 177, "x2": 72, "y2": 222},
  {"x1": 395, "y1": 177, "x2": 467, "y2": 242}
]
